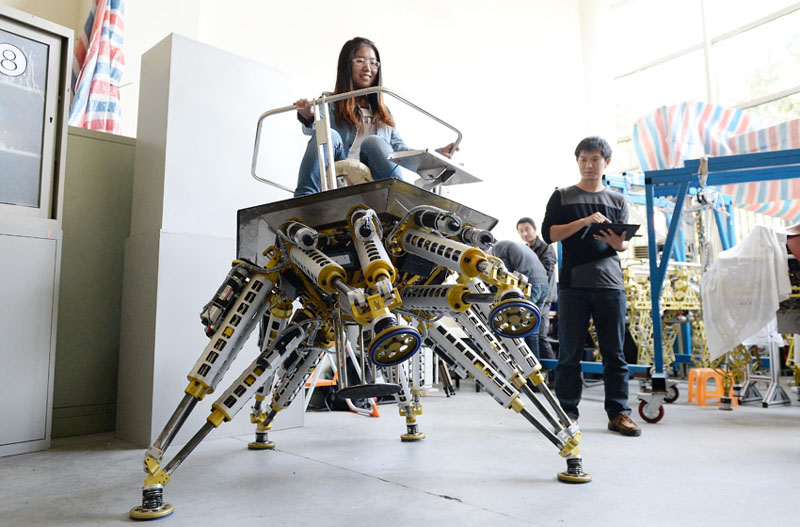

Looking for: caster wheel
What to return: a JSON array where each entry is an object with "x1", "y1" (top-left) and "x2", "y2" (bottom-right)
[
  {"x1": 664, "y1": 385, "x2": 679, "y2": 404},
  {"x1": 638, "y1": 399, "x2": 664, "y2": 423},
  {"x1": 130, "y1": 503, "x2": 174, "y2": 521},
  {"x1": 248, "y1": 441, "x2": 275, "y2": 450},
  {"x1": 401, "y1": 432, "x2": 426, "y2": 442}
]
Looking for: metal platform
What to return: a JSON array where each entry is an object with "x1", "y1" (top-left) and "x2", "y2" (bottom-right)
[
  {"x1": 237, "y1": 178, "x2": 498, "y2": 266},
  {"x1": 388, "y1": 149, "x2": 482, "y2": 188}
]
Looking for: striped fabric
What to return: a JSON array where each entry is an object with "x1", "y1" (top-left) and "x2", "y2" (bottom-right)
[
  {"x1": 68, "y1": 0, "x2": 125, "y2": 133},
  {"x1": 722, "y1": 119, "x2": 800, "y2": 225},
  {"x1": 632, "y1": 101, "x2": 762, "y2": 171},
  {"x1": 632, "y1": 102, "x2": 800, "y2": 224}
]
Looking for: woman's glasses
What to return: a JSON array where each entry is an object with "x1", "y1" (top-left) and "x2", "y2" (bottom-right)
[{"x1": 352, "y1": 58, "x2": 380, "y2": 70}]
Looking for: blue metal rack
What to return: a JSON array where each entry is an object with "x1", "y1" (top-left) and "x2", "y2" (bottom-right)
[
  {"x1": 643, "y1": 147, "x2": 800, "y2": 418},
  {"x1": 604, "y1": 172, "x2": 735, "y2": 365}
]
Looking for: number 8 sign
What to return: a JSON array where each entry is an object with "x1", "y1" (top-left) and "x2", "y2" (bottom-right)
[{"x1": 0, "y1": 43, "x2": 27, "y2": 77}]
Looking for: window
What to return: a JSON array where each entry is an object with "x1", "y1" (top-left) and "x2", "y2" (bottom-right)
[
  {"x1": 614, "y1": 50, "x2": 706, "y2": 139},
  {"x1": 713, "y1": 9, "x2": 800, "y2": 107},
  {"x1": 610, "y1": 0, "x2": 800, "y2": 173}
]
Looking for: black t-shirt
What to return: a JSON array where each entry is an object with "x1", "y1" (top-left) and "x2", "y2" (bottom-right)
[{"x1": 541, "y1": 185, "x2": 629, "y2": 290}]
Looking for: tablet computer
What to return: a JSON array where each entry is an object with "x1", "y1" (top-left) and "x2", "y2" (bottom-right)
[{"x1": 581, "y1": 222, "x2": 640, "y2": 240}]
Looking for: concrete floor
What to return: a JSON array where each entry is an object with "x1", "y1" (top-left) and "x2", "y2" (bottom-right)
[{"x1": 1, "y1": 379, "x2": 797, "y2": 527}]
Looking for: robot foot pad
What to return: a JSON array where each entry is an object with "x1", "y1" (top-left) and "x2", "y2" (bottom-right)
[
  {"x1": 400, "y1": 432, "x2": 426, "y2": 442},
  {"x1": 557, "y1": 456, "x2": 592, "y2": 483},
  {"x1": 248, "y1": 441, "x2": 276, "y2": 450},
  {"x1": 557, "y1": 470, "x2": 592, "y2": 483},
  {"x1": 130, "y1": 503, "x2": 175, "y2": 521}
]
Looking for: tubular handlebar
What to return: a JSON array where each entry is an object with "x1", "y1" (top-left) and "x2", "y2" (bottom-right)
[{"x1": 251, "y1": 86, "x2": 463, "y2": 191}]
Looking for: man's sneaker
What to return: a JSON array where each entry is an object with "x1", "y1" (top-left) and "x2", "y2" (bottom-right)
[{"x1": 608, "y1": 413, "x2": 641, "y2": 436}]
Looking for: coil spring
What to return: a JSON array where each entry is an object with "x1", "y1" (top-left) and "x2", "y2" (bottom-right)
[
  {"x1": 566, "y1": 457, "x2": 584, "y2": 476},
  {"x1": 141, "y1": 485, "x2": 164, "y2": 510}
]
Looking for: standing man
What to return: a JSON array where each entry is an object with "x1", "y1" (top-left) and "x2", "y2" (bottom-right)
[
  {"x1": 541, "y1": 137, "x2": 640, "y2": 437},
  {"x1": 490, "y1": 240, "x2": 549, "y2": 360},
  {"x1": 516, "y1": 217, "x2": 557, "y2": 359}
]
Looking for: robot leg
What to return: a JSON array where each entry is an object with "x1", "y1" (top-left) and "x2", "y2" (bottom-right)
[
  {"x1": 248, "y1": 377, "x2": 277, "y2": 450},
  {"x1": 494, "y1": 334, "x2": 590, "y2": 483},
  {"x1": 253, "y1": 307, "x2": 335, "y2": 448},
  {"x1": 130, "y1": 322, "x2": 308, "y2": 520},
  {"x1": 249, "y1": 297, "x2": 294, "y2": 450},
  {"x1": 383, "y1": 362, "x2": 425, "y2": 442},
  {"x1": 246, "y1": 346, "x2": 327, "y2": 448},
  {"x1": 455, "y1": 308, "x2": 564, "y2": 432},
  {"x1": 465, "y1": 281, "x2": 577, "y2": 433},
  {"x1": 131, "y1": 262, "x2": 279, "y2": 520},
  {"x1": 424, "y1": 320, "x2": 590, "y2": 483}
]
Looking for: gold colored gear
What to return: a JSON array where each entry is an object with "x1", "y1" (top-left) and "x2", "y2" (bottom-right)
[{"x1": 369, "y1": 326, "x2": 421, "y2": 365}]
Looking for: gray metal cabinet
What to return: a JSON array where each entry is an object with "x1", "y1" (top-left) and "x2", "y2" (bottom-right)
[
  {"x1": 0, "y1": 228, "x2": 60, "y2": 454},
  {"x1": 0, "y1": 4, "x2": 72, "y2": 456}
]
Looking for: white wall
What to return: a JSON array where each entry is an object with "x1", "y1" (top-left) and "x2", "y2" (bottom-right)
[
  {"x1": 186, "y1": 0, "x2": 588, "y2": 241},
  {"x1": 0, "y1": 1, "x2": 603, "y2": 264},
  {"x1": 3, "y1": 0, "x2": 589, "y2": 241},
  {"x1": 3, "y1": 0, "x2": 597, "y2": 241},
  {"x1": 6, "y1": 0, "x2": 595, "y2": 238},
  {"x1": 578, "y1": 0, "x2": 616, "y2": 142}
]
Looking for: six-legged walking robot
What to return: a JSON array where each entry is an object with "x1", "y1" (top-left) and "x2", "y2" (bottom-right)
[{"x1": 129, "y1": 88, "x2": 590, "y2": 521}]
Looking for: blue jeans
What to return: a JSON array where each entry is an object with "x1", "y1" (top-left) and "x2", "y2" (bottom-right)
[
  {"x1": 523, "y1": 283, "x2": 549, "y2": 359},
  {"x1": 537, "y1": 301, "x2": 555, "y2": 359},
  {"x1": 295, "y1": 131, "x2": 404, "y2": 197},
  {"x1": 555, "y1": 287, "x2": 630, "y2": 420}
]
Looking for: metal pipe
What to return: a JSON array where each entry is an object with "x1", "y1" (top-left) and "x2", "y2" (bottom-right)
[
  {"x1": 152, "y1": 394, "x2": 199, "y2": 453},
  {"x1": 461, "y1": 293, "x2": 496, "y2": 304},
  {"x1": 528, "y1": 380, "x2": 573, "y2": 428},
  {"x1": 332, "y1": 277, "x2": 351, "y2": 297},
  {"x1": 164, "y1": 422, "x2": 215, "y2": 475},
  {"x1": 318, "y1": 94, "x2": 337, "y2": 191},
  {"x1": 251, "y1": 87, "x2": 462, "y2": 189},
  {"x1": 519, "y1": 407, "x2": 564, "y2": 449},
  {"x1": 520, "y1": 384, "x2": 562, "y2": 431}
]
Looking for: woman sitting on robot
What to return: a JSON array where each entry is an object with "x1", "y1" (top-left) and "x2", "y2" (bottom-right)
[{"x1": 293, "y1": 36, "x2": 455, "y2": 197}]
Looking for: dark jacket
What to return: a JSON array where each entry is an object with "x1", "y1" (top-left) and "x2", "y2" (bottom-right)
[
  {"x1": 530, "y1": 237, "x2": 557, "y2": 302},
  {"x1": 492, "y1": 240, "x2": 548, "y2": 286}
]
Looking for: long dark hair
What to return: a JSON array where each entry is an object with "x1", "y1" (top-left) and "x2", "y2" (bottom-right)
[{"x1": 333, "y1": 37, "x2": 395, "y2": 130}]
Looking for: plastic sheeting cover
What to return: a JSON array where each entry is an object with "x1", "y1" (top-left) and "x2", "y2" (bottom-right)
[{"x1": 700, "y1": 225, "x2": 791, "y2": 360}]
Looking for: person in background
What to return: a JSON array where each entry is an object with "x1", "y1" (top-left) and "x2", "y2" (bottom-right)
[
  {"x1": 541, "y1": 136, "x2": 640, "y2": 437},
  {"x1": 293, "y1": 36, "x2": 455, "y2": 197},
  {"x1": 490, "y1": 240, "x2": 549, "y2": 359},
  {"x1": 516, "y1": 217, "x2": 557, "y2": 359}
]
